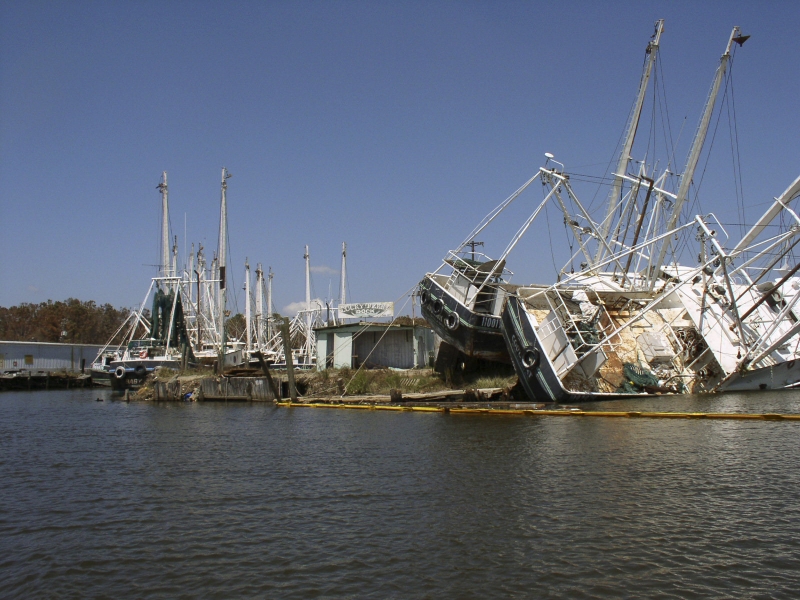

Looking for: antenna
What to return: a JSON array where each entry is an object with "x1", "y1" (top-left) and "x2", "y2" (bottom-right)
[
  {"x1": 466, "y1": 240, "x2": 484, "y2": 262},
  {"x1": 340, "y1": 242, "x2": 347, "y2": 305}
]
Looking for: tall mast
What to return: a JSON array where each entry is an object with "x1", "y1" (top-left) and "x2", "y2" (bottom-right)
[
  {"x1": 267, "y1": 267, "x2": 273, "y2": 341},
  {"x1": 255, "y1": 263, "x2": 264, "y2": 348},
  {"x1": 211, "y1": 253, "x2": 218, "y2": 325},
  {"x1": 218, "y1": 167, "x2": 232, "y2": 365},
  {"x1": 171, "y1": 235, "x2": 178, "y2": 284},
  {"x1": 649, "y1": 27, "x2": 748, "y2": 288},
  {"x1": 196, "y1": 245, "x2": 205, "y2": 347},
  {"x1": 245, "y1": 259, "x2": 251, "y2": 355},
  {"x1": 157, "y1": 171, "x2": 169, "y2": 279},
  {"x1": 305, "y1": 245, "x2": 312, "y2": 361},
  {"x1": 187, "y1": 243, "x2": 195, "y2": 304},
  {"x1": 340, "y1": 242, "x2": 347, "y2": 305},
  {"x1": 596, "y1": 19, "x2": 665, "y2": 264}
]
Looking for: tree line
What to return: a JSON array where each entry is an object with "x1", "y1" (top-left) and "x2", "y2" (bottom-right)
[{"x1": 0, "y1": 299, "x2": 133, "y2": 344}]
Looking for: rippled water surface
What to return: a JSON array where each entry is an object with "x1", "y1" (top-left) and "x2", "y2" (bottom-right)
[{"x1": 2, "y1": 389, "x2": 800, "y2": 598}]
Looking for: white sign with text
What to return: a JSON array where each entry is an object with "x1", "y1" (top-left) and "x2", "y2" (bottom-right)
[{"x1": 338, "y1": 302, "x2": 394, "y2": 318}]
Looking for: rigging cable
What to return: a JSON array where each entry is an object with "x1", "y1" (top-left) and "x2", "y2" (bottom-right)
[
  {"x1": 726, "y1": 55, "x2": 747, "y2": 238},
  {"x1": 656, "y1": 53, "x2": 677, "y2": 175},
  {"x1": 688, "y1": 46, "x2": 740, "y2": 221},
  {"x1": 543, "y1": 201, "x2": 560, "y2": 279}
]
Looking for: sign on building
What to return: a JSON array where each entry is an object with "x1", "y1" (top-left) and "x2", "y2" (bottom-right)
[{"x1": 338, "y1": 302, "x2": 394, "y2": 319}]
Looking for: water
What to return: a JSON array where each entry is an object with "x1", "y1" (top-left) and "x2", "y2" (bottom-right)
[{"x1": 2, "y1": 389, "x2": 800, "y2": 598}]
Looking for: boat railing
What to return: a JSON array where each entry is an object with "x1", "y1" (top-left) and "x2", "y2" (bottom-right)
[{"x1": 440, "y1": 250, "x2": 514, "y2": 308}]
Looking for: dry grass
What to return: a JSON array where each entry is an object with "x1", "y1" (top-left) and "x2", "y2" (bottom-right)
[{"x1": 303, "y1": 367, "x2": 517, "y2": 397}]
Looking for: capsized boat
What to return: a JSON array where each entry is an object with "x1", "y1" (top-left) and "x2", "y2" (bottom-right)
[
  {"x1": 502, "y1": 223, "x2": 712, "y2": 402},
  {"x1": 418, "y1": 20, "x2": 667, "y2": 367},
  {"x1": 499, "y1": 26, "x2": 772, "y2": 402},
  {"x1": 673, "y1": 175, "x2": 800, "y2": 392}
]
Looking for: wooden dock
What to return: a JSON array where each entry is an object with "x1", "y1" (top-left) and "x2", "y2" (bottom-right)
[{"x1": 0, "y1": 371, "x2": 94, "y2": 392}]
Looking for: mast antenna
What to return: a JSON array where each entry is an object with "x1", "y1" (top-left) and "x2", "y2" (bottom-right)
[
  {"x1": 340, "y1": 242, "x2": 347, "y2": 305},
  {"x1": 649, "y1": 26, "x2": 747, "y2": 289},
  {"x1": 157, "y1": 171, "x2": 169, "y2": 280}
]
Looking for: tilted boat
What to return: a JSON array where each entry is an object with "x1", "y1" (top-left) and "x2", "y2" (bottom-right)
[
  {"x1": 673, "y1": 175, "x2": 800, "y2": 392},
  {"x1": 499, "y1": 27, "x2": 800, "y2": 402},
  {"x1": 418, "y1": 20, "x2": 667, "y2": 369}
]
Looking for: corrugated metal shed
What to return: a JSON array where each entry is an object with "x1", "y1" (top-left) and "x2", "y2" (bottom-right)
[
  {"x1": 354, "y1": 329, "x2": 414, "y2": 368},
  {"x1": 314, "y1": 323, "x2": 434, "y2": 370},
  {"x1": 0, "y1": 341, "x2": 105, "y2": 372}
]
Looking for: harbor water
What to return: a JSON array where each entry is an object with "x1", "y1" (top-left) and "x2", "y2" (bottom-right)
[{"x1": 2, "y1": 389, "x2": 800, "y2": 598}]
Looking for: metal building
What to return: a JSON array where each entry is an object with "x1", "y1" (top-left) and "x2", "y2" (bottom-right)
[
  {"x1": 0, "y1": 341, "x2": 104, "y2": 372},
  {"x1": 314, "y1": 323, "x2": 434, "y2": 370}
]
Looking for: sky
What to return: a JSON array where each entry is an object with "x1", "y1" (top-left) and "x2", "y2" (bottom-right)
[{"x1": 1, "y1": 0, "x2": 798, "y2": 317}]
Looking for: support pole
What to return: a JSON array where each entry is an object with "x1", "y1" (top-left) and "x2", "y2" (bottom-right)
[
  {"x1": 280, "y1": 317, "x2": 298, "y2": 401},
  {"x1": 254, "y1": 351, "x2": 282, "y2": 401}
]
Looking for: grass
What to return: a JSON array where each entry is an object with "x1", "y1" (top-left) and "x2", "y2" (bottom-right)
[
  {"x1": 303, "y1": 367, "x2": 518, "y2": 397},
  {"x1": 142, "y1": 363, "x2": 518, "y2": 399}
]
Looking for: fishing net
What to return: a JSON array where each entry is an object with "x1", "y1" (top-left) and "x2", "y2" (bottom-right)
[{"x1": 617, "y1": 362, "x2": 660, "y2": 393}]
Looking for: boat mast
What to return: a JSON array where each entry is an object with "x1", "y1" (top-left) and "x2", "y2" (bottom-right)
[
  {"x1": 245, "y1": 259, "x2": 251, "y2": 356},
  {"x1": 196, "y1": 245, "x2": 205, "y2": 349},
  {"x1": 267, "y1": 267, "x2": 273, "y2": 342},
  {"x1": 157, "y1": 171, "x2": 170, "y2": 281},
  {"x1": 305, "y1": 245, "x2": 312, "y2": 361},
  {"x1": 218, "y1": 167, "x2": 232, "y2": 368},
  {"x1": 340, "y1": 242, "x2": 347, "y2": 305},
  {"x1": 649, "y1": 27, "x2": 748, "y2": 289},
  {"x1": 596, "y1": 19, "x2": 664, "y2": 265},
  {"x1": 255, "y1": 263, "x2": 264, "y2": 348},
  {"x1": 187, "y1": 243, "x2": 195, "y2": 304},
  {"x1": 171, "y1": 235, "x2": 178, "y2": 284}
]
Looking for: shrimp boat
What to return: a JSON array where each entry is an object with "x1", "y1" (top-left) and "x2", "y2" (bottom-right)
[
  {"x1": 499, "y1": 26, "x2": 800, "y2": 402},
  {"x1": 242, "y1": 245, "x2": 330, "y2": 369},
  {"x1": 185, "y1": 168, "x2": 245, "y2": 370},
  {"x1": 417, "y1": 192, "x2": 527, "y2": 364},
  {"x1": 418, "y1": 20, "x2": 668, "y2": 367},
  {"x1": 673, "y1": 175, "x2": 800, "y2": 392},
  {"x1": 109, "y1": 278, "x2": 197, "y2": 389},
  {"x1": 89, "y1": 308, "x2": 142, "y2": 386},
  {"x1": 104, "y1": 172, "x2": 197, "y2": 388}
]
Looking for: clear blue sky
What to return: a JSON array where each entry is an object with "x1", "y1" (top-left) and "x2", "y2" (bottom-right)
[{"x1": 2, "y1": 1, "x2": 798, "y2": 316}]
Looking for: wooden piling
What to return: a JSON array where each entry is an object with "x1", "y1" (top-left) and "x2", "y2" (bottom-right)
[{"x1": 280, "y1": 318, "x2": 298, "y2": 402}]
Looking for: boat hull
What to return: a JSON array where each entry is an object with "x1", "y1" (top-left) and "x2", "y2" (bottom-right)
[
  {"x1": 718, "y1": 360, "x2": 800, "y2": 392},
  {"x1": 89, "y1": 368, "x2": 112, "y2": 387},
  {"x1": 108, "y1": 358, "x2": 182, "y2": 390},
  {"x1": 419, "y1": 276, "x2": 509, "y2": 363},
  {"x1": 501, "y1": 295, "x2": 649, "y2": 403}
]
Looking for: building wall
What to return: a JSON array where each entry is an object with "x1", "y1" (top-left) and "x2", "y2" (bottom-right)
[
  {"x1": 0, "y1": 341, "x2": 105, "y2": 372},
  {"x1": 415, "y1": 328, "x2": 435, "y2": 367},
  {"x1": 333, "y1": 332, "x2": 353, "y2": 369},
  {"x1": 354, "y1": 329, "x2": 415, "y2": 369},
  {"x1": 316, "y1": 326, "x2": 435, "y2": 370},
  {"x1": 316, "y1": 336, "x2": 328, "y2": 371}
]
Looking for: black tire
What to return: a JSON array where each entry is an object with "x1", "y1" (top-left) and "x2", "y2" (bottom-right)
[
  {"x1": 432, "y1": 299, "x2": 444, "y2": 315},
  {"x1": 445, "y1": 313, "x2": 459, "y2": 331},
  {"x1": 420, "y1": 291, "x2": 429, "y2": 305},
  {"x1": 114, "y1": 366, "x2": 126, "y2": 379},
  {"x1": 134, "y1": 365, "x2": 147, "y2": 379},
  {"x1": 522, "y1": 347, "x2": 540, "y2": 369}
]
